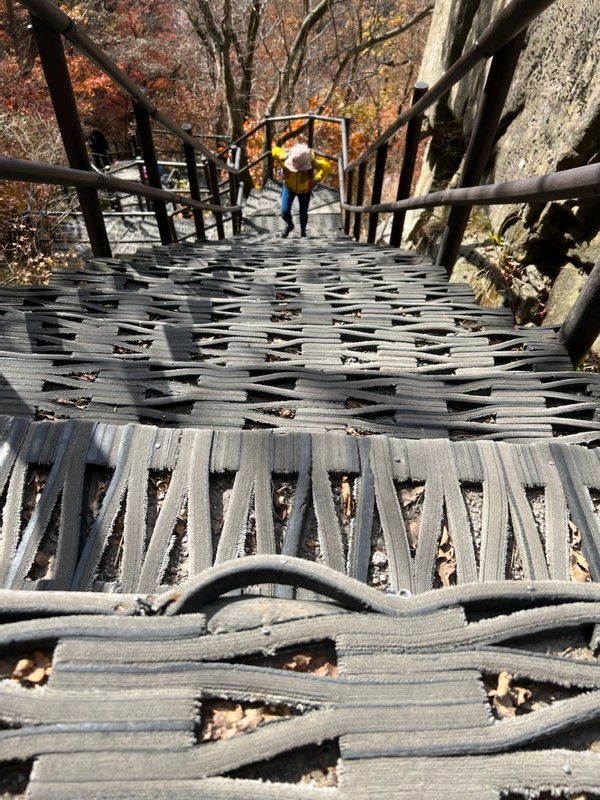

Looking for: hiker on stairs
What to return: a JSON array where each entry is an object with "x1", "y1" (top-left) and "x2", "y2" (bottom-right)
[{"x1": 272, "y1": 142, "x2": 331, "y2": 238}]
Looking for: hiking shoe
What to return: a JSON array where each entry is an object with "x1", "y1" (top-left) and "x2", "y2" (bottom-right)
[{"x1": 281, "y1": 223, "x2": 295, "y2": 238}]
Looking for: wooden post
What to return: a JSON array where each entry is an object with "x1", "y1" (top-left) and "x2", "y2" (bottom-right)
[
  {"x1": 307, "y1": 115, "x2": 315, "y2": 149},
  {"x1": 29, "y1": 14, "x2": 111, "y2": 257},
  {"x1": 353, "y1": 163, "x2": 367, "y2": 242},
  {"x1": 344, "y1": 169, "x2": 354, "y2": 237},
  {"x1": 264, "y1": 113, "x2": 274, "y2": 183},
  {"x1": 181, "y1": 123, "x2": 206, "y2": 240},
  {"x1": 558, "y1": 258, "x2": 600, "y2": 366},
  {"x1": 207, "y1": 159, "x2": 225, "y2": 239},
  {"x1": 367, "y1": 144, "x2": 388, "y2": 244},
  {"x1": 133, "y1": 101, "x2": 174, "y2": 244},
  {"x1": 389, "y1": 81, "x2": 428, "y2": 248}
]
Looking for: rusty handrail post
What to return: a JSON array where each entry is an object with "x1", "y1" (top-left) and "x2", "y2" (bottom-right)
[
  {"x1": 353, "y1": 163, "x2": 367, "y2": 241},
  {"x1": 207, "y1": 159, "x2": 225, "y2": 239},
  {"x1": 341, "y1": 116, "x2": 352, "y2": 170},
  {"x1": 435, "y1": 29, "x2": 527, "y2": 273},
  {"x1": 28, "y1": 13, "x2": 111, "y2": 258},
  {"x1": 181, "y1": 123, "x2": 206, "y2": 240},
  {"x1": 367, "y1": 144, "x2": 388, "y2": 244},
  {"x1": 558, "y1": 258, "x2": 600, "y2": 366},
  {"x1": 228, "y1": 146, "x2": 241, "y2": 235},
  {"x1": 341, "y1": 116, "x2": 353, "y2": 236},
  {"x1": 307, "y1": 114, "x2": 315, "y2": 149},
  {"x1": 264, "y1": 113, "x2": 274, "y2": 183},
  {"x1": 134, "y1": 158, "x2": 148, "y2": 210},
  {"x1": 133, "y1": 100, "x2": 175, "y2": 244},
  {"x1": 344, "y1": 168, "x2": 355, "y2": 237},
  {"x1": 389, "y1": 81, "x2": 428, "y2": 248}
]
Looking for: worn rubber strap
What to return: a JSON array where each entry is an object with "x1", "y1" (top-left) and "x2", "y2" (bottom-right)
[{"x1": 163, "y1": 555, "x2": 410, "y2": 615}]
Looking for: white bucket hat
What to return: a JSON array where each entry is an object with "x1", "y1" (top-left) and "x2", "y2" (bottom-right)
[{"x1": 284, "y1": 143, "x2": 313, "y2": 172}]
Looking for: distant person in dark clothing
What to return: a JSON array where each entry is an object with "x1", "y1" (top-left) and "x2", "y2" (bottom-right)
[{"x1": 88, "y1": 128, "x2": 111, "y2": 170}]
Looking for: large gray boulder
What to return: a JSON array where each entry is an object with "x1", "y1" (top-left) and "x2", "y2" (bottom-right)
[{"x1": 410, "y1": 0, "x2": 600, "y2": 269}]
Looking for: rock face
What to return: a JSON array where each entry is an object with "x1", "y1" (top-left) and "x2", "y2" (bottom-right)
[{"x1": 410, "y1": 0, "x2": 600, "y2": 272}]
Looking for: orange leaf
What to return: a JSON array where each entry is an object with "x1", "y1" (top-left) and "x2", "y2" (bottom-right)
[
  {"x1": 408, "y1": 520, "x2": 420, "y2": 550},
  {"x1": 340, "y1": 477, "x2": 354, "y2": 518}
]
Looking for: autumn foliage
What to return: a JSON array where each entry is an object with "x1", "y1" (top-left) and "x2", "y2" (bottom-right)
[{"x1": 0, "y1": 0, "x2": 433, "y2": 279}]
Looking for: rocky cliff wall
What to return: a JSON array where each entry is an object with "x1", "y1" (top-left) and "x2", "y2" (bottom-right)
[{"x1": 407, "y1": 0, "x2": 600, "y2": 327}]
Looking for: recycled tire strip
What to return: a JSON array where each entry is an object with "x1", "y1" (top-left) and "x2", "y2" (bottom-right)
[
  {"x1": 0, "y1": 560, "x2": 598, "y2": 799},
  {"x1": 1, "y1": 420, "x2": 599, "y2": 593}
]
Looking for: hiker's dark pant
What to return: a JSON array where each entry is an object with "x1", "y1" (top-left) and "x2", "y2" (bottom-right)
[{"x1": 281, "y1": 185, "x2": 311, "y2": 234}]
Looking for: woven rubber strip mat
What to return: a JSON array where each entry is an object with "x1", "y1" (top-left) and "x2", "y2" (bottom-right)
[
  {"x1": 0, "y1": 237, "x2": 597, "y2": 441},
  {"x1": 1, "y1": 217, "x2": 599, "y2": 796},
  {"x1": 1, "y1": 419, "x2": 600, "y2": 594},
  {"x1": 1, "y1": 556, "x2": 600, "y2": 798}
]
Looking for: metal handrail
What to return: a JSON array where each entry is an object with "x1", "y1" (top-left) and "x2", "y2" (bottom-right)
[
  {"x1": 339, "y1": 163, "x2": 600, "y2": 214},
  {"x1": 220, "y1": 113, "x2": 349, "y2": 186},
  {"x1": 5, "y1": 0, "x2": 597, "y2": 365},
  {"x1": 346, "y1": 0, "x2": 558, "y2": 171},
  {"x1": 19, "y1": 0, "x2": 234, "y2": 174},
  {"x1": 0, "y1": 156, "x2": 242, "y2": 215}
]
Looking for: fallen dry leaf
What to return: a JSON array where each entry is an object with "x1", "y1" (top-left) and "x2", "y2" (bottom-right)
[
  {"x1": 487, "y1": 671, "x2": 532, "y2": 719},
  {"x1": 569, "y1": 522, "x2": 592, "y2": 582},
  {"x1": 8, "y1": 650, "x2": 52, "y2": 687},
  {"x1": 344, "y1": 425, "x2": 368, "y2": 436},
  {"x1": 437, "y1": 557, "x2": 456, "y2": 587},
  {"x1": 436, "y1": 526, "x2": 457, "y2": 587},
  {"x1": 571, "y1": 549, "x2": 592, "y2": 582},
  {"x1": 200, "y1": 700, "x2": 295, "y2": 742},
  {"x1": 340, "y1": 477, "x2": 354, "y2": 518},
  {"x1": 401, "y1": 485, "x2": 425, "y2": 508},
  {"x1": 282, "y1": 651, "x2": 338, "y2": 678},
  {"x1": 408, "y1": 520, "x2": 420, "y2": 551}
]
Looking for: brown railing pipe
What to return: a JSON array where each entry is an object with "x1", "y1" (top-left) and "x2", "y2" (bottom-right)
[
  {"x1": 133, "y1": 101, "x2": 174, "y2": 245},
  {"x1": 344, "y1": 167, "x2": 354, "y2": 237},
  {"x1": 558, "y1": 258, "x2": 600, "y2": 366},
  {"x1": 181, "y1": 123, "x2": 206, "y2": 240},
  {"x1": 389, "y1": 81, "x2": 428, "y2": 248},
  {"x1": 367, "y1": 144, "x2": 388, "y2": 244},
  {"x1": 20, "y1": 0, "x2": 233, "y2": 173},
  {"x1": 207, "y1": 160, "x2": 225, "y2": 239},
  {"x1": 353, "y1": 163, "x2": 367, "y2": 241},
  {"x1": 435, "y1": 30, "x2": 527, "y2": 274},
  {"x1": 307, "y1": 115, "x2": 315, "y2": 149},
  {"x1": 264, "y1": 113, "x2": 274, "y2": 182},
  {"x1": 0, "y1": 156, "x2": 242, "y2": 214},
  {"x1": 347, "y1": 0, "x2": 559, "y2": 171},
  {"x1": 29, "y1": 14, "x2": 111, "y2": 258},
  {"x1": 341, "y1": 162, "x2": 600, "y2": 214}
]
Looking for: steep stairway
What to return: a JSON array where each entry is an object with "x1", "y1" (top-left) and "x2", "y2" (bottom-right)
[{"x1": 1, "y1": 187, "x2": 599, "y2": 798}]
